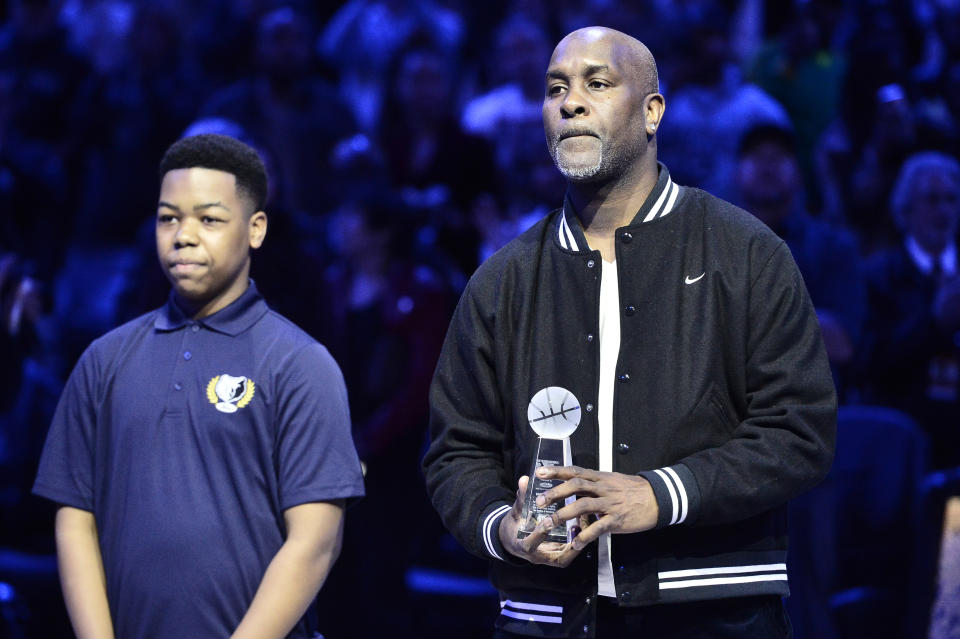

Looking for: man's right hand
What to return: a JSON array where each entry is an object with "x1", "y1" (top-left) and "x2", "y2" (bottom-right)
[{"x1": 497, "y1": 476, "x2": 583, "y2": 567}]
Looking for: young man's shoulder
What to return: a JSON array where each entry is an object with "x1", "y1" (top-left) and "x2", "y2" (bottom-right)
[{"x1": 254, "y1": 308, "x2": 342, "y2": 374}]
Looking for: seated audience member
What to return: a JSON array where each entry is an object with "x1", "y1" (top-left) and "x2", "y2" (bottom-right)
[
  {"x1": 735, "y1": 124, "x2": 865, "y2": 394},
  {"x1": 861, "y1": 151, "x2": 960, "y2": 469},
  {"x1": 202, "y1": 7, "x2": 356, "y2": 214},
  {"x1": 656, "y1": 7, "x2": 789, "y2": 201},
  {"x1": 315, "y1": 195, "x2": 454, "y2": 638}
]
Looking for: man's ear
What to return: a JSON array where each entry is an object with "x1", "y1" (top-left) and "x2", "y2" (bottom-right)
[
  {"x1": 249, "y1": 211, "x2": 268, "y2": 249},
  {"x1": 645, "y1": 93, "x2": 665, "y2": 135}
]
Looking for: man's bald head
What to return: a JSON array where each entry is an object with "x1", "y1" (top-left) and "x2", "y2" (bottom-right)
[{"x1": 552, "y1": 27, "x2": 659, "y2": 97}]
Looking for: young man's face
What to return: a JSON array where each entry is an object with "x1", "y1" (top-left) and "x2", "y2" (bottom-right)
[{"x1": 156, "y1": 168, "x2": 266, "y2": 318}]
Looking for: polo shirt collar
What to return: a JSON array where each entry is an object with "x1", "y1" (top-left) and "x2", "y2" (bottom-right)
[
  {"x1": 555, "y1": 162, "x2": 680, "y2": 253},
  {"x1": 154, "y1": 280, "x2": 269, "y2": 336}
]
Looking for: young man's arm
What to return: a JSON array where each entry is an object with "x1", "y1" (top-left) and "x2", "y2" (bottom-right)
[
  {"x1": 231, "y1": 500, "x2": 344, "y2": 639},
  {"x1": 55, "y1": 506, "x2": 115, "y2": 639}
]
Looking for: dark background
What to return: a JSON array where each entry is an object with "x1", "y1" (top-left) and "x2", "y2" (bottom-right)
[{"x1": 1, "y1": 0, "x2": 959, "y2": 637}]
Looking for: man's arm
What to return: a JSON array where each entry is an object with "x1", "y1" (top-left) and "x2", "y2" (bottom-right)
[
  {"x1": 231, "y1": 500, "x2": 344, "y2": 639},
  {"x1": 55, "y1": 506, "x2": 114, "y2": 639}
]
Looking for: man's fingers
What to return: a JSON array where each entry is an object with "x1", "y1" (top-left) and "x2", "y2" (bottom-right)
[
  {"x1": 571, "y1": 515, "x2": 612, "y2": 550},
  {"x1": 519, "y1": 521, "x2": 551, "y2": 553},
  {"x1": 512, "y1": 476, "x2": 529, "y2": 516},
  {"x1": 536, "y1": 464, "x2": 603, "y2": 482},
  {"x1": 537, "y1": 477, "x2": 600, "y2": 509},
  {"x1": 549, "y1": 497, "x2": 604, "y2": 526}
]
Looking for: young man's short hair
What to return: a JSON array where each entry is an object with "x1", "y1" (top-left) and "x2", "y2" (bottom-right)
[{"x1": 159, "y1": 134, "x2": 268, "y2": 212}]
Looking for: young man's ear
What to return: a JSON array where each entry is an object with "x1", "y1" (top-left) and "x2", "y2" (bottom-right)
[{"x1": 249, "y1": 211, "x2": 268, "y2": 249}]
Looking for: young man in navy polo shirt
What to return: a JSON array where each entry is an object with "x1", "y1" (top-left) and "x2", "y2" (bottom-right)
[{"x1": 33, "y1": 134, "x2": 365, "y2": 639}]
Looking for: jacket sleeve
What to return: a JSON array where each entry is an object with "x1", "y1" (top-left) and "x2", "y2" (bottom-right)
[
  {"x1": 643, "y1": 241, "x2": 837, "y2": 528},
  {"x1": 421, "y1": 273, "x2": 521, "y2": 562}
]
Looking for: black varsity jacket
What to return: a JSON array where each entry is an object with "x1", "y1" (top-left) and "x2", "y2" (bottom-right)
[{"x1": 422, "y1": 165, "x2": 837, "y2": 638}]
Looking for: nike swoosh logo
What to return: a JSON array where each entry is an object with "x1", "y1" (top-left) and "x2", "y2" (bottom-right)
[{"x1": 684, "y1": 273, "x2": 705, "y2": 285}]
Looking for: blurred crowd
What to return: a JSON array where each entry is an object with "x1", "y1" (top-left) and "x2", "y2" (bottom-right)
[{"x1": 3, "y1": 0, "x2": 960, "y2": 637}]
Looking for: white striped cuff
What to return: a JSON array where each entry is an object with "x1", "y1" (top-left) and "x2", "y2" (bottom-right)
[
  {"x1": 480, "y1": 503, "x2": 513, "y2": 561},
  {"x1": 639, "y1": 463, "x2": 700, "y2": 528}
]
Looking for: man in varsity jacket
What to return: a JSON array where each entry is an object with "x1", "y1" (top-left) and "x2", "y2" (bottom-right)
[{"x1": 422, "y1": 27, "x2": 836, "y2": 638}]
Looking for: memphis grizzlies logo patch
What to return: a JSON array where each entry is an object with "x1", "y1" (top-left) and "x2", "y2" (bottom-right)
[{"x1": 206, "y1": 374, "x2": 256, "y2": 413}]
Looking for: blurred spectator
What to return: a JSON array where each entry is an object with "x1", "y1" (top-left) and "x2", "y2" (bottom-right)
[
  {"x1": 914, "y1": 60, "x2": 960, "y2": 157},
  {"x1": 0, "y1": 0, "x2": 88, "y2": 279},
  {"x1": 378, "y1": 40, "x2": 495, "y2": 276},
  {"x1": 0, "y1": 252, "x2": 59, "y2": 550},
  {"x1": 735, "y1": 123, "x2": 865, "y2": 396},
  {"x1": 848, "y1": 83, "x2": 921, "y2": 252},
  {"x1": 747, "y1": 3, "x2": 846, "y2": 204},
  {"x1": 71, "y1": 3, "x2": 206, "y2": 246},
  {"x1": 315, "y1": 196, "x2": 454, "y2": 638},
  {"x1": 656, "y1": 6, "x2": 790, "y2": 200},
  {"x1": 460, "y1": 14, "x2": 548, "y2": 158},
  {"x1": 860, "y1": 151, "x2": 960, "y2": 469},
  {"x1": 203, "y1": 6, "x2": 356, "y2": 214},
  {"x1": 318, "y1": 0, "x2": 463, "y2": 131}
]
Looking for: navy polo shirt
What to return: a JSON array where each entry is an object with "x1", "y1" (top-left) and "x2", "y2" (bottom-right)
[{"x1": 34, "y1": 281, "x2": 365, "y2": 639}]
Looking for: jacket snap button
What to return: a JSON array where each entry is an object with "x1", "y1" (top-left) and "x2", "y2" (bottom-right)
[
  {"x1": 585, "y1": 403, "x2": 594, "y2": 412},
  {"x1": 587, "y1": 259, "x2": 595, "y2": 268},
  {"x1": 619, "y1": 591, "x2": 631, "y2": 601},
  {"x1": 617, "y1": 373, "x2": 630, "y2": 383},
  {"x1": 624, "y1": 305, "x2": 636, "y2": 316},
  {"x1": 622, "y1": 232, "x2": 633, "y2": 243},
  {"x1": 586, "y1": 333, "x2": 594, "y2": 342},
  {"x1": 617, "y1": 442, "x2": 630, "y2": 453}
]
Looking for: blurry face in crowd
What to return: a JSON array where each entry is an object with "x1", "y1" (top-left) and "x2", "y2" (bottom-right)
[
  {"x1": 735, "y1": 140, "x2": 800, "y2": 223},
  {"x1": 396, "y1": 50, "x2": 451, "y2": 122},
  {"x1": 906, "y1": 169, "x2": 960, "y2": 255},
  {"x1": 156, "y1": 168, "x2": 266, "y2": 318},
  {"x1": 496, "y1": 21, "x2": 550, "y2": 90},
  {"x1": 257, "y1": 9, "x2": 312, "y2": 78},
  {"x1": 542, "y1": 29, "x2": 658, "y2": 183}
]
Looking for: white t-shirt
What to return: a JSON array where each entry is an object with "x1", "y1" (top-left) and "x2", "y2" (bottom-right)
[{"x1": 597, "y1": 259, "x2": 621, "y2": 597}]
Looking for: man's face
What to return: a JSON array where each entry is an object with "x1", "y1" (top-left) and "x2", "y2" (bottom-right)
[
  {"x1": 735, "y1": 141, "x2": 800, "y2": 217},
  {"x1": 542, "y1": 33, "x2": 650, "y2": 183},
  {"x1": 156, "y1": 168, "x2": 265, "y2": 317},
  {"x1": 905, "y1": 169, "x2": 960, "y2": 255}
]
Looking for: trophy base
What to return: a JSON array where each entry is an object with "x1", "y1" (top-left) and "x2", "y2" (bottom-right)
[{"x1": 518, "y1": 437, "x2": 574, "y2": 544}]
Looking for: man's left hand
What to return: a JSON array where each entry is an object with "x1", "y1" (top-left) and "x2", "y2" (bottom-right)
[{"x1": 534, "y1": 466, "x2": 659, "y2": 549}]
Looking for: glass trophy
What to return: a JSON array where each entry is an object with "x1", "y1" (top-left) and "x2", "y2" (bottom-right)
[{"x1": 518, "y1": 386, "x2": 581, "y2": 543}]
